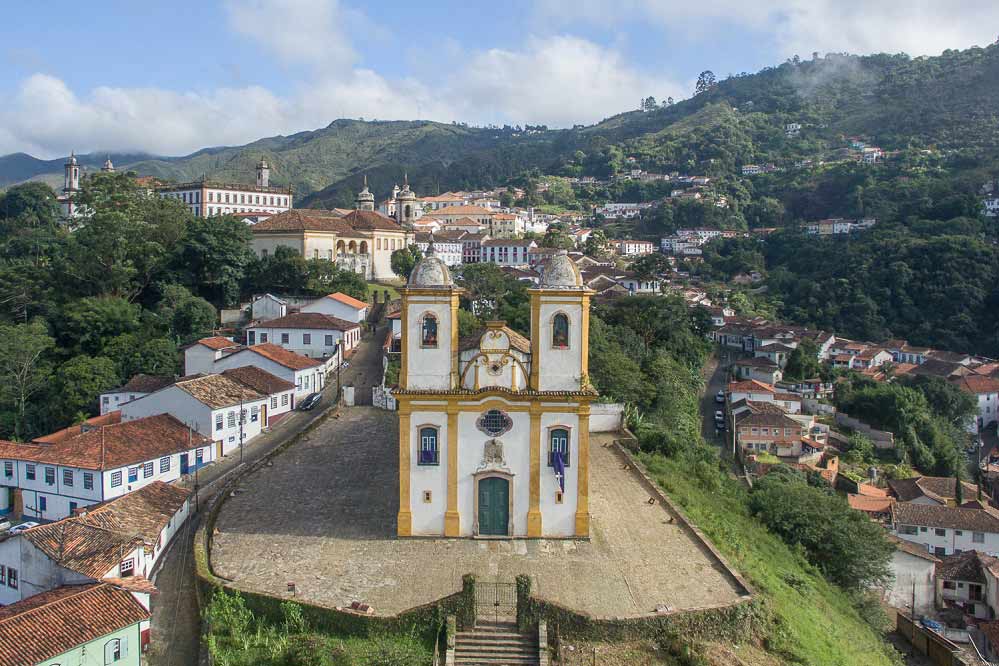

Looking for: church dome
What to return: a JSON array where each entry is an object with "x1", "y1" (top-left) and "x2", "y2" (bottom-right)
[
  {"x1": 540, "y1": 250, "x2": 583, "y2": 288},
  {"x1": 408, "y1": 245, "x2": 453, "y2": 288}
]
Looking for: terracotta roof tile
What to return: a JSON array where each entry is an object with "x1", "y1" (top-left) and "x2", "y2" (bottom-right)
[
  {"x1": 727, "y1": 380, "x2": 776, "y2": 393},
  {"x1": 117, "y1": 374, "x2": 176, "y2": 393},
  {"x1": 21, "y1": 521, "x2": 141, "y2": 579},
  {"x1": 34, "y1": 412, "x2": 122, "y2": 444},
  {"x1": 249, "y1": 208, "x2": 352, "y2": 233},
  {"x1": 197, "y1": 336, "x2": 240, "y2": 351},
  {"x1": 221, "y1": 366, "x2": 296, "y2": 395},
  {"x1": 848, "y1": 494, "x2": 894, "y2": 514},
  {"x1": 252, "y1": 312, "x2": 359, "y2": 331},
  {"x1": 892, "y1": 502, "x2": 999, "y2": 533},
  {"x1": 174, "y1": 374, "x2": 266, "y2": 409},
  {"x1": 937, "y1": 550, "x2": 997, "y2": 583},
  {"x1": 887, "y1": 535, "x2": 940, "y2": 562},
  {"x1": 953, "y1": 375, "x2": 999, "y2": 395},
  {"x1": 424, "y1": 205, "x2": 495, "y2": 217},
  {"x1": 78, "y1": 480, "x2": 190, "y2": 550},
  {"x1": 0, "y1": 583, "x2": 149, "y2": 666},
  {"x1": 246, "y1": 343, "x2": 322, "y2": 370},
  {"x1": 324, "y1": 292, "x2": 368, "y2": 309},
  {"x1": 10, "y1": 414, "x2": 211, "y2": 470}
]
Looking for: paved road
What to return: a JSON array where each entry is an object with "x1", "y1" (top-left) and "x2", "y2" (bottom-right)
[
  {"x1": 700, "y1": 348, "x2": 735, "y2": 449},
  {"x1": 145, "y1": 319, "x2": 388, "y2": 666}
]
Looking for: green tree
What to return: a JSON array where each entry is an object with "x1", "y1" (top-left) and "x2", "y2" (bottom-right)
[
  {"x1": 391, "y1": 246, "x2": 424, "y2": 279},
  {"x1": 630, "y1": 253, "x2": 672, "y2": 282},
  {"x1": 52, "y1": 355, "x2": 120, "y2": 423},
  {"x1": 172, "y1": 215, "x2": 255, "y2": 306},
  {"x1": 750, "y1": 471, "x2": 893, "y2": 589},
  {"x1": 244, "y1": 246, "x2": 309, "y2": 295},
  {"x1": 0, "y1": 322, "x2": 54, "y2": 440},
  {"x1": 783, "y1": 338, "x2": 821, "y2": 380},
  {"x1": 582, "y1": 229, "x2": 609, "y2": 258},
  {"x1": 58, "y1": 296, "x2": 142, "y2": 357}
]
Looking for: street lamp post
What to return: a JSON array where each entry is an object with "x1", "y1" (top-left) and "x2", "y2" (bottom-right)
[{"x1": 239, "y1": 396, "x2": 245, "y2": 464}]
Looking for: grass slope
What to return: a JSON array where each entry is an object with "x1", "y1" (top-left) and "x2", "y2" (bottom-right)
[{"x1": 638, "y1": 453, "x2": 900, "y2": 666}]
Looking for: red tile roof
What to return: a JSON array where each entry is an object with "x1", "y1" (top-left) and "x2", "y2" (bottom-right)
[
  {"x1": 21, "y1": 520, "x2": 141, "y2": 579},
  {"x1": 252, "y1": 312, "x2": 359, "y2": 331},
  {"x1": 848, "y1": 494, "x2": 893, "y2": 514},
  {"x1": 727, "y1": 380, "x2": 776, "y2": 393},
  {"x1": 4, "y1": 414, "x2": 211, "y2": 470},
  {"x1": 222, "y1": 366, "x2": 296, "y2": 395},
  {"x1": 174, "y1": 374, "x2": 266, "y2": 409},
  {"x1": 324, "y1": 292, "x2": 368, "y2": 309},
  {"x1": 0, "y1": 583, "x2": 150, "y2": 666},
  {"x1": 196, "y1": 336, "x2": 240, "y2": 351},
  {"x1": 246, "y1": 343, "x2": 323, "y2": 370},
  {"x1": 77, "y1": 481, "x2": 190, "y2": 552},
  {"x1": 34, "y1": 411, "x2": 122, "y2": 444},
  {"x1": 953, "y1": 375, "x2": 999, "y2": 395}
]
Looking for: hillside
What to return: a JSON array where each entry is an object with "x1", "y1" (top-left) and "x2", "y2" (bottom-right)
[{"x1": 6, "y1": 44, "x2": 999, "y2": 201}]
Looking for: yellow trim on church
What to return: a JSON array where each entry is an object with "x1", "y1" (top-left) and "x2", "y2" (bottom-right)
[
  {"x1": 527, "y1": 405, "x2": 543, "y2": 537},
  {"x1": 575, "y1": 403, "x2": 591, "y2": 537},
  {"x1": 444, "y1": 407, "x2": 460, "y2": 536},
  {"x1": 397, "y1": 407, "x2": 412, "y2": 536}
]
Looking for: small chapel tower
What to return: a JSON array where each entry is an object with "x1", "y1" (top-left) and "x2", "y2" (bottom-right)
[
  {"x1": 356, "y1": 175, "x2": 375, "y2": 211},
  {"x1": 529, "y1": 250, "x2": 591, "y2": 392},
  {"x1": 395, "y1": 174, "x2": 417, "y2": 225},
  {"x1": 64, "y1": 152, "x2": 80, "y2": 194},
  {"x1": 399, "y1": 242, "x2": 460, "y2": 392},
  {"x1": 101, "y1": 155, "x2": 115, "y2": 173},
  {"x1": 256, "y1": 159, "x2": 270, "y2": 187}
]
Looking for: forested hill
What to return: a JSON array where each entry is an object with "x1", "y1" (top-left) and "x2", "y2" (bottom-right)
[{"x1": 4, "y1": 43, "x2": 999, "y2": 201}]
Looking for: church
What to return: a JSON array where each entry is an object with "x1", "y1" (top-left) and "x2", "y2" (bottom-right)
[{"x1": 393, "y1": 247, "x2": 597, "y2": 538}]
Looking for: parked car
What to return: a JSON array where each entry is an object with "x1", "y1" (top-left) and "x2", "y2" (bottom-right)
[
  {"x1": 714, "y1": 410, "x2": 725, "y2": 421},
  {"x1": 341, "y1": 361, "x2": 350, "y2": 369},
  {"x1": 715, "y1": 390, "x2": 725, "y2": 403},
  {"x1": 9, "y1": 521, "x2": 38, "y2": 535},
  {"x1": 298, "y1": 392, "x2": 322, "y2": 411}
]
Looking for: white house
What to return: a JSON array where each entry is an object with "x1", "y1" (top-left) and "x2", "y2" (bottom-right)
[
  {"x1": 301, "y1": 291, "x2": 369, "y2": 324},
  {"x1": 0, "y1": 481, "x2": 190, "y2": 613},
  {"x1": 156, "y1": 160, "x2": 293, "y2": 220},
  {"x1": 100, "y1": 374, "x2": 176, "y2": 416},
  {"x1": 480, "y1": 239, "x2": 537, "y2": 268},
  {"x1": 251, "y1": 293, "x2": 288, "y2": 322},
  {"x1": 934, "y1": 550, "x2": 999, "y2": 620},
  {"x1": 952, "y1": 375, "x2": 999, "y2": 433},
  {"x1": 611, "y1": 240, "x2": 656, "y2": 256},
  {"x1": 121, "y1": 374, "x2": 269, "y2": 459},
  {"x1": 221, "y1": 366, "x2": 297, "y2": 427},
  {"x1": 0, "y1": 414, "x2": 211, "y2": 522},
  {"x1": 882, "y1": 536, "x2": 939, "y2": 615},
  {"x1": 246, "y1": 312, "x2": 361, "y2": 357},
  {"x1": 413, "y1": 232, "x2": 464, "y2": 266},
  {"x1": 183, "y1": 336, "x2": 243, "y2": 375},
  {"x1": 892, "y1": 502, "x2": 999, "y2": 557},
  {"x1": 212, "y1": 343, "x2": 331, "y2": 400}
]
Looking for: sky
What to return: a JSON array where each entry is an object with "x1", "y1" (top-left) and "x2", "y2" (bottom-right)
[{"x1": 2, "y1": 0, "x2": 997, "y2": 159}]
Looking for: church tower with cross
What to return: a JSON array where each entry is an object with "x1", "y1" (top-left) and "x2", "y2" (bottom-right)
[{"x1": 394, "y1": 249, "x2": 596, "y2": 538}]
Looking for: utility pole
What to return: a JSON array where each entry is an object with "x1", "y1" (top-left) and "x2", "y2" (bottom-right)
[
  {"x1": 189, "y1": 426, "x2": 199, "y2": 513},
  {"x1": 239, "y1": 395, "x2": 245, "y2": 465}
]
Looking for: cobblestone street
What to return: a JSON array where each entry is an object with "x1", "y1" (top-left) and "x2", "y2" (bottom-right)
[{"x1": 212, "y1": 407, "x2": 745, "y2": 618}]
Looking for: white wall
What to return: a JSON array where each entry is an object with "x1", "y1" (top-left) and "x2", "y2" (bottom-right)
[
  {"x1": 589, "y1": 403, "x2": 623, "y2": 433},
  {"x1": 893, "y1": 524, "x2": 999, "y2": 557},
  {"x1": 212, "y1": 350, "x2": 328, "y2": 399},
  {"x1": 246, "y1": 325, "x2": 348, "y2": 358},
  {"x1": 404, "y1": 296, "x2": 454, "y2": 390},
  {"x1": 301, "y1": 298, "x2": 368, "y2": 323},
  {"x1": 184, "y1": 345, "x2": 220, "y2": 375},
  {"x1": 8, "y1": 460, "x2": 105, "y2": 521},
  {"x1": 407, "y1": 402, "x2": 580, "y2": 538},
  {"x1": 536, "y1": 298, "x2": 584, "y2": 392},
  {"x1": 100, "y1": 390, "x2": 149, "y2": 415},
  {"x1": 251, "y1": 295, "x2": 287, "y2": 322}
]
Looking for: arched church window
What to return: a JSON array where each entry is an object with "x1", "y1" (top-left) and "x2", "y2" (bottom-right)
[
  {"x1": 421, "y1": 315, "x2": 438, "y2": 348},
  {"x1": 552, "y1": 313, "x2": 570, "y2": 349},
  {"x1": 549, "y1": 428, "x2": 570, "y2": 467},
  {"x1": 419, "y1": 427, "x2": 439, "y2": 465},
  {"x1": 404, "y1": 204, "x2": 412, "y2": 219}
]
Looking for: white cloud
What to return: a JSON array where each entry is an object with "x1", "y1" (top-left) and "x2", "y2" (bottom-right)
[
  {"x1": 449, "y1": 36, "x2": 682, "y2": 127},
  {"x1": 0, "y1": 33, "x2": 679, "y2": 158},
  {"x1": 535, "y1": 0, "x2": 999, "y2": 57},
  {"x1": 224, "y1": 0, "x2": 356, "y2": 69}
]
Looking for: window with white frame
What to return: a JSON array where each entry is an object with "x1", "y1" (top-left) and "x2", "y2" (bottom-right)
[
  {"x1": 271, "y1": 397, "x2": 278, "y2": 409},
  {"x1": 215, "y1": 413, "x2": 223, "y2": 431},
  {"x1": 160, "y1": 457, "x2": 171, "y2": 473},
  {"x1": 63, "y1": 469, "x2": 73, "y2": 487},
  {"x1": 142, "y1": 461, "x2": 153, "y2": 478},
  {"x1": 84, "y1": 472, "x2": 94, "y2": 490},
  {"x1": 228, "y1": 411, "x2": 236, "y2": 428},
  {"x1": 549, "y1": 428, "x2": 570, "y2": 466},
  {"x1": 111, "y1": 471, "x2": 122, "y2": 487},
  {"x1": 303, "y1": 333, "x2": 311, "y2": 345},
  {"x1": 418, "y1": 427, "x2": 439, "y2": 465},
  {"x1": 251, "y1": 406, "x2": 259, "y2": 422},
  {"x1": 974, "y1": 532, "x2": 986, "y2": 543},
  {"x1": 281, "y1": 394, "x2": 289, "y2": 406},
  {"x1": 7, "y1": 567, "x2": 17, "y2": 589},
  {"x1": 120, "y1": 558, "x2": 134, "y2": 576}
]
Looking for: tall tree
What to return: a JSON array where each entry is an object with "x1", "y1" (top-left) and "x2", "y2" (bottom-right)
[
  {"x1": 172, "y1": 215, "x2": 255, "y2": 307},
  {"x1": 0, "y1": 322, "x2": 54, "y2": 440},
  {"x1": 695, "y1": 70, "x2": 717, "y2": 95}
]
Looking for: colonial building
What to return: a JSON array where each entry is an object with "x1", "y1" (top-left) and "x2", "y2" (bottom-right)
[
  {"x1": 393, "y1": 249, "x2": 597, "y2": 539},
  {"x1": 156, "y1": 160, "x2": 293, "y2": 221},
  {"x1": 249, "y1": 207, "x2": 411, "y2": 281}
]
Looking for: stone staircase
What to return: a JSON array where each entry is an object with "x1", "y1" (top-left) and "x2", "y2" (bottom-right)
[{"x1": 453, "y1": 620, "x2": 539, "y2": 665}]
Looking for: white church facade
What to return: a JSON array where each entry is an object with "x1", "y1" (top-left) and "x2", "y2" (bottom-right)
[{"x1": 394, "y1": 247, "x2": 596, "y2": 539}]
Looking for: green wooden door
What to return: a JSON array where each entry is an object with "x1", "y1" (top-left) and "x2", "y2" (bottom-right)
[{"x1": 478, "y1": 477, "x2": 509, "y2": 536}]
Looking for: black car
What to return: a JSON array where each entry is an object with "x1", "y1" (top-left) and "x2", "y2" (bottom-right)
[{"x1": 298, "y1": 392, "x2": 322, "y2": 411}]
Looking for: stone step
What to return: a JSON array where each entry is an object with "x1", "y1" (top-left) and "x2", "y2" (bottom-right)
[
  {"x1": 454, "y1": 654, "x2": 538, "y2": 666},
  {"x1": 457, "y1": 632, "x2": 535, "y2": 642},
  {"x1": 456, "y1": 638, "x2": 536, "y2": 649},
  {"x1": 454, "y1": 643, "x2": 538, "y2": 655}
]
